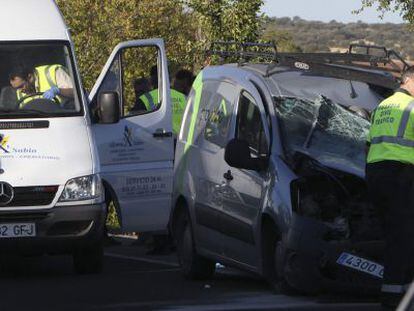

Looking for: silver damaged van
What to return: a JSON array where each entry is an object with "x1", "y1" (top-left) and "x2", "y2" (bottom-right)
[{"x1": 171, "y1": 43, "x2": 405, "y2": 294}]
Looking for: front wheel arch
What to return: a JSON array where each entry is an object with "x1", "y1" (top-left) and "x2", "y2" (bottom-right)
[
  {"x1": 102, "y1": 179, "x2": 123, "y2": 229},
  {"x1": 170, "y1": 196, "x2": 189, "y2": 241},
  {"x1": 261, "y1": 213, "x2": 299, "y2": 294},
  {"x1": 261, "y1": 214, "x2": 279, "y2": 278}
]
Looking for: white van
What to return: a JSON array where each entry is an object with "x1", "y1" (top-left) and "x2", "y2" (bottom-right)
[{"x1": 0, "y1": 0, "x2": 174, "y2": 273}]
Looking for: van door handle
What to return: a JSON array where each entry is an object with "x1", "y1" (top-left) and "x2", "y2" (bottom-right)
[
  {"x1": 223, "y1": 170, "x2": 233, "y2": 181},
  {"x1": 153, "y1": 129, "x2": 173, "y2": 138}
]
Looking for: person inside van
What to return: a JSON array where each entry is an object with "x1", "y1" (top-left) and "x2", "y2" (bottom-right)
[
  {"x1": 173, "y1": 69, "x2": 194, "y2": 96},
  {"x1": 131, "y1": 77, "x2": 150, "y2": 112},
  {"x1": 139, "y1": 65, "x2": 159, "y2": 111},
  {"x1": 9, "y1": 64, "x2": 74, "y2": 107}
]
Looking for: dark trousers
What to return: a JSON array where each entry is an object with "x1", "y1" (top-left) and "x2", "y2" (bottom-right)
[{"x1": 366, "y1": 161, "x2": 414, "y2": 306}]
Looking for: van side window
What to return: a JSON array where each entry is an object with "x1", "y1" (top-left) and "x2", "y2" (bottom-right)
[
  {"x1": 179, "y1": 80, "x2": 218, "y2": 146},
  {"x1": 180, "y1": 88, "x2": 195, "y2": 141},
  {"x1": 97, "y1": 56, "x2": 121, "y2": 97},
  {"x1": 194, "y1": 89, "x2": 213, "y2": 146},
  {"x1": 121, "y1": 46, "x2": 160, "y2": 117},
  {"x1": 204, "y1": 94, "x2": 232, "y2": 147},
  {"x1": 236, "y1": 92, "x2": 268, "y2": 157}
]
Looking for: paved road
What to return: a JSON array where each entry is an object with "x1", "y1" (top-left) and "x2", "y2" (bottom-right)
[{"x1": 0, "y1": 238, "x2": 381, "y2": 311}]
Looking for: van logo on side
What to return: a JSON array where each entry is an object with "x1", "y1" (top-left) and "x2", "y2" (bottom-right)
[
  {"x1": 124, "y1": 126, "x2": 133, "y2": 147},
  {"x1": 0, "y1": 134, "x2": 10, "y2": 153},
  {"x1": 0, "y1": 182, "x2": 14, "y2": 206}
]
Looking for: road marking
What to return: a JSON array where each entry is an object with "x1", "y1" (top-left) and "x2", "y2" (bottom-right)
[{"x1": 104, "y1": 252, "x2": 180, "y2": 268}]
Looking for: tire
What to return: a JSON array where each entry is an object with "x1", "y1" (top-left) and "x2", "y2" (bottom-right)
[
  {"x1": 175, "y1": 211, "x2": 215, "y2": 280},
  {"x1": 73, "y1": 241, "x2": 104, "y2": 275},
  {"x1": 271, "y1": 240, "x2": 300, "y2": 295}
]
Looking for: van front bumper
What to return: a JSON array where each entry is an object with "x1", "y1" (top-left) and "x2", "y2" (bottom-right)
[
  {"x1": 0, "y1": 203, "x2": 105, "y2": 255},
  {"x1": 280, "y1": 214, "x2": 383, "y2": 295}
]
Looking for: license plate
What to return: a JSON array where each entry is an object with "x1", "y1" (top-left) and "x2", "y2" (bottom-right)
[
  {"x1": 337, "y1": 252, "x2": 383, "y2": 279},
  {"x1": 0, "y1": 223, "x2": 36, "y2": 238}
]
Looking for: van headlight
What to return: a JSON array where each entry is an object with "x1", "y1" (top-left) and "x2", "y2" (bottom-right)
[{"x1": 59, "y1": 174, "x2": 102, "y2": 202}]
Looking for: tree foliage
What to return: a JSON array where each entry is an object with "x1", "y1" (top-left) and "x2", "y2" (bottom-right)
[
  {"x1": 261, "y1": 24, "x2": 302, "y2": 52},
  {"x1": 185, "y1": 0, "x2": 264, "y2": 42},
  {"x1": 357, "y1": 0, "x2": 414, "y2": 24},
  {"x1": 57, "y1": 0, "x2": 199, "y2": 89},
  {"x1": 263, "y1": 17, "x2": 414, "y2": 60},
  {"x1": 56, "y1": 0, "x2": 264, "y2": 90}
]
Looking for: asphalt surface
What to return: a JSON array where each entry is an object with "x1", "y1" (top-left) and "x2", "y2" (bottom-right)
[{"x1": 0, "y1": 237, "x2": 383, "y2": 311}]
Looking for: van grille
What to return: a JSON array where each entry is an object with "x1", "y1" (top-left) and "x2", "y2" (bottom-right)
[{"x1": 4, "y1": 186, "x2": 58, "y2": 207}]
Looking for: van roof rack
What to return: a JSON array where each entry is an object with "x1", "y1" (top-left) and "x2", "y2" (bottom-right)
[
  {"x1": 206, "y1": 41, "x2": 278, "y2": 66},
  {"x1": 274, "y1": 44, "x2": 409, "y2": 89},
  {"x1": 206, "y1": 41, "x2": 410, "y2": 89},
  {"x1": 348, "y1": 43, "x2": 410, "y2": 74},
  {"x1": 277, "y1": 44, "x2": 409, "y2": 76}
]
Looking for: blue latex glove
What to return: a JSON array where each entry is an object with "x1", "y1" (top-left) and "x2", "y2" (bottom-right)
[{"x1": 43, "y1": 86, "x2": 60, "y2": 100}]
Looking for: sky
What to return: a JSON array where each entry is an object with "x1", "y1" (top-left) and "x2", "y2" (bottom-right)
[{"x1": 262, "y1": 0, "x2": 405, "y2": 24}]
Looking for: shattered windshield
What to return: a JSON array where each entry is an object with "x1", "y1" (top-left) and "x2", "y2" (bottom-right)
[{"x1": 274, "y1": 96, "x2": 370, "y2": 174}]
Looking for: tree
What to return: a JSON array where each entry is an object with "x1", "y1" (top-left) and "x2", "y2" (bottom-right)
[
  {"x1": 182, "y1": 0, "x2": 265, "y2": 65},
  {"x1": 184, "y1": 0, "x2": 264, "y2": 42},
  {"x1": 57, "y1": 0, "x2": 200, "y2": 90},
  {"x1": 261, "y1": 29, "x2": 302, "y2": 52},
  {"x1": 357, "y1": 0, "x2": 413, "y2": 24},
  {"x1": 56, "y1": 0, "x2": 265, "y2": 90}
]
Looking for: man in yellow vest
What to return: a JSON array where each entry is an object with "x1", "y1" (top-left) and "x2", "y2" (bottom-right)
[
  {"x1": 366, "y1": 67, "x2": 414, "y2": 309},
  {"x1": 140, "y1": 68, "x2": 192, "y2": 255},
  {"x1": 9, "y1": 64, "x2": 74, "y2": 107},
  {"x1": 140, "y1": 68, "x2": 189, "y2": 136}
]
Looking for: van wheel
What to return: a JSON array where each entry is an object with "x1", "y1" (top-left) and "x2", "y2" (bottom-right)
[
  {"x1": 176, "y1": 212, "x2": 215, "y2": 280},
  {"x1": 73, "y1": 241, "x2": 103, "y2": 274},
  {"x1": 271, "y1": 241, "x2": 299, "y2": 295}
]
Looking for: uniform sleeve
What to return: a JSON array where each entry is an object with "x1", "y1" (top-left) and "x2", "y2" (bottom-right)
[{"x1": 55, "y1": 67, "x2": 74, "y2": 89}]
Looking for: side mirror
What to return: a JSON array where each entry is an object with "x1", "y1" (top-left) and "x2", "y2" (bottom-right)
[
  {"x1": 97, "y1": 92, "x2": 120, "y2": 124},
  {"x1": 224, "y1": 139, "x2": 268, "y2": 171}
]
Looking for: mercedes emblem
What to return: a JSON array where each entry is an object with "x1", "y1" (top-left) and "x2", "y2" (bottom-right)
[{"x1": 0, "y1": 182, "x2": 14, "y2": 206}]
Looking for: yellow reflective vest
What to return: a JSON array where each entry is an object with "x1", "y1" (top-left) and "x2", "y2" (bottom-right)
[
  {"x1": 367, "y1": 90, "x2": 414, "y2": 165},
  {"x1": 17, "y1": 65, "x2": 63, "y2": 106},
  {"x1": 139, "y1": 89, "x2": 187, "y2": 135}
]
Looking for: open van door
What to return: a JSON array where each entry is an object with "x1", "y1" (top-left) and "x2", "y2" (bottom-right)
[{"x1": 89, "y1": 39, "x2": 174, "y2": 232}]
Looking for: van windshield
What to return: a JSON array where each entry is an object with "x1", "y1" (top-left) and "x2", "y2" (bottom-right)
[
  {"x1": 0, "y1": 42, "x2": 82, "y2": 118},
  {"x1": 274, "y1": 96, "x2": 370, "y2": 174}
]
